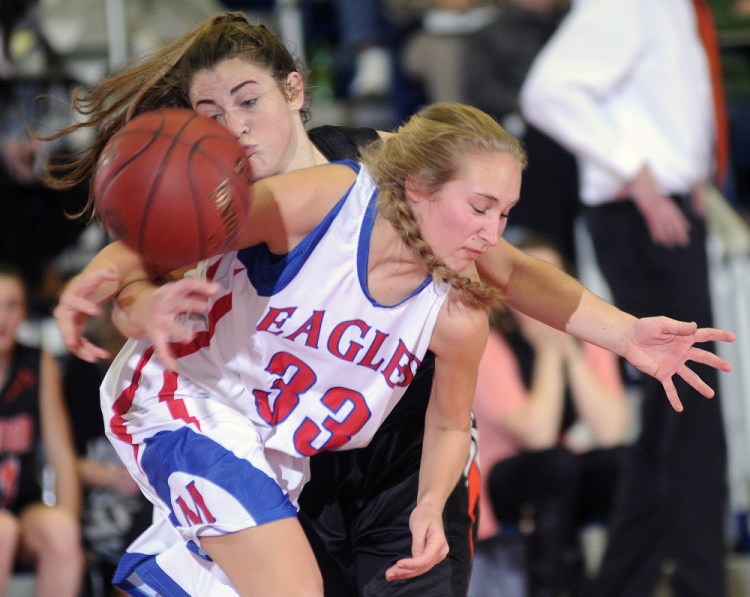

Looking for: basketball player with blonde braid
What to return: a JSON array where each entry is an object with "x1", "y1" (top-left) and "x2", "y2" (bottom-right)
[{"x1": 55, "y1": 102, "x2": 524, "y2": 596}]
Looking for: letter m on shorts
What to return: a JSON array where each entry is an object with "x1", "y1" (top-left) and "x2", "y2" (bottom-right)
[{"x1": 176, "y1": 480, "x2": 217, "y2": 524}]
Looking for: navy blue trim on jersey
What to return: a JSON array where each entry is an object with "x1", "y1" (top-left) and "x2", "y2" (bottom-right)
[
  {"x1": 356, "y1": 191, "x2": 433, "y2": 308},
  {"x1": 237, "y1": 160, "x2": 360, "y2": 296}
]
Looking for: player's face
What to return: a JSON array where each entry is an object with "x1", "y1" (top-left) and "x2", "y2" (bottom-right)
[
  {"x1": 0, "y1": 275, "x2": 26, "y2": 355},
  {"x1": 408, "y1": 152, "x2": 521, "y2": 272},
  {"x1": 189, "y1": 57, "x2": 304, "y2": 180}
]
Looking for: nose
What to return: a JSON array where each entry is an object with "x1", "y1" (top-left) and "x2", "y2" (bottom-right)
[
  {"x1": 479, "y1": 218, "x2": 502, "y2": 246},
  {"x1": 224, "y1": 109, "x2": 248, "y2": 139}
]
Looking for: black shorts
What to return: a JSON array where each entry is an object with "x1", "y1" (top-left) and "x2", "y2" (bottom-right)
[{"x1": 298, "y1": 355, "x2": 479, "y2": 596}]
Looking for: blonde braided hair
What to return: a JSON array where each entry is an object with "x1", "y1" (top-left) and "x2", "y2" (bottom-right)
[{"x1": 360, "y1": 102, "x2": 527, "y2": 310}]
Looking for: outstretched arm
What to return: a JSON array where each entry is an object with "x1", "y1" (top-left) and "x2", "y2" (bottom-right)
[
  {"x1": 55, "y1": 164, "x2": 357, "y2": 360},
  {"x1": 477, "y1": 239, "x2": 735, "y2": 411},
  {"x1": 386, "y1": 295, "x2": 488, "y2": 581}
]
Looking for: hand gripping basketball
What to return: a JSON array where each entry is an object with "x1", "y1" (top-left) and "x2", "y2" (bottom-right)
[{"x1": 93, "y1": 108, "x2": 251, "y2": 269}]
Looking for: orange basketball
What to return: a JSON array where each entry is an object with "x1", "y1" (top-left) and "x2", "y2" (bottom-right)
[{"x1": 93, "y1": 108, "x2": 251, "y2": 270}]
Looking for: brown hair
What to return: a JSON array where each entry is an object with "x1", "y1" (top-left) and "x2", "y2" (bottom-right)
[
  {"x1": 0, "y1": 262, "x2": 28, "y2": 306},
  {"x1": 41, "y1": 12, "x2": 308, "y2": 220},
  {"x1": 360, "y1": 102, "x2": 527, "y2": 310}
]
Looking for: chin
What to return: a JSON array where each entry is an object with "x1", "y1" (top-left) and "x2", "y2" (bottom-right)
[
  {"x1": 445, "y1": 258, "x2": 472, "y2": 272},
  {"x1": 248, "y1": 156, "x2": 271, "y2": 181}
]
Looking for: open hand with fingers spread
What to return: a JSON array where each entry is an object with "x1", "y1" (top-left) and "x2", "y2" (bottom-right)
[{"x1": 623, "y1": 316, "x2": 735, "y2": 412}]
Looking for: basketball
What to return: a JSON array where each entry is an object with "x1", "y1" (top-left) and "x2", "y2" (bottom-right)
[{"x1": 93, "y1": 108, "x2": 251, "y2": 270}]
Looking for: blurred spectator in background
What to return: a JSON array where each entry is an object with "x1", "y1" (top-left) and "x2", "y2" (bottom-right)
[
  {"x1": 384, "y1": 0, "x2": 500, "y2": 105},
  {"x1": 521, "y1": 0, "x2": 731, "y2": 594},
  {"x1": 330, "y1": 0, "x2": 392, "y2": 98},
  {"x1": 0, "y1": 0, "x2": 88, "y2": 317},
  {"x1": 63, "y1": 306, "x2": 152, "y2": 597},
  {"x1": 0, "y1": 262, "x2": 84, "y2": 596},
  {"x1": 471, "y1": 233, "x2": 630, "y2": 596},
  {"x1": 462, "y1": 0, "x2": 580, "y2": 263},
  {"x1": 462, "y1": 0, "x2": 565, "y2": 124}
]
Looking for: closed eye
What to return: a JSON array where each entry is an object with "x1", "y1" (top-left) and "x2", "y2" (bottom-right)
[{"x1": 501, "y1": 200, "x2": 520, "y2": 220}]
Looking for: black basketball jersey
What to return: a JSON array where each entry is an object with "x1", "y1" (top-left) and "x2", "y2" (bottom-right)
[
  {"x1": 0, "y1": 344, "x2": 43, "y2": 512},
  {"x1": 307, "y1": 125, "x2": 379, "y2": 161}
]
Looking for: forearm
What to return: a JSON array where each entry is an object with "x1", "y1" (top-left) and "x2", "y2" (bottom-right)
[
  {"x1": 80, "y1": 241, "x2": 165, "y2": 301},
  {"x1": 417, "y1": 419, "x2": 471, "y2": 513},
  {"x1": 113, "y1": 279, "x2": 161, "y2": 339},
  {"x1": 77, "y1": 458, "x2": 121, "y2": 490},
  {"x1": 45, "y1": 427, "x2": 82, "y2": 515},
  {"x1": 478, "y1": 241, "x2": 636, "y2": 356},
  {"x1": 53, "y1": 457, "x2": 82, "y2": 516},
  {"x1": 565, "y1": 290, "x2": 637, "y2": 358},
  {"x1": 418, "y1": 309, "x2": 478, "y2": 513}
]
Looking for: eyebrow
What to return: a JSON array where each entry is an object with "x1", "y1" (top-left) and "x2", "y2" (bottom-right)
[
  {"x1": 475, "y1": 192, "x2": 500, "y2": 204},
  {"x1": 478, "y1": 193, "x2": 520, "y2": 209},
  {"x1": 193, "y1": 80, "x2": 260, "y2": 108},
  {"x1": 230, "y1": 79, "x2": 258, "y2": 95}
]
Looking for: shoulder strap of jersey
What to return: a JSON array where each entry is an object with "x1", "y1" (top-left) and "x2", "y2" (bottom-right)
[{"x1": 307, "y1": 125, "x2": 380, "y2": 161}]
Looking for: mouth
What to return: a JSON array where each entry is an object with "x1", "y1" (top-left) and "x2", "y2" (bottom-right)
[{"x1": 243, "y1": 145, "x2": 258, "y2": 158}]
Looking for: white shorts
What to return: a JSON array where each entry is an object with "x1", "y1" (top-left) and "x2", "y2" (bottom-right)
[
  {"x1": 106, "y1": 395, "x2": 308, "y2": 551},
  {"x1": 114, "y1": 515, "x2": 241, "y2": 596}
]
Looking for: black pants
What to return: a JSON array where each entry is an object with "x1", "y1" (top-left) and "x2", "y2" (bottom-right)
[
  {"x1": 584, "y1": 199, "x2": 728, "y2": 597},
  {"x1": 489, "y1": 446, "x2": 626, "y2": 597},
  {"x1": 298, "y1": 417, "x2": 477, "y2": 596}
]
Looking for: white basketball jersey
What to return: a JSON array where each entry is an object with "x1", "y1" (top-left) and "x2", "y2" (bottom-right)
[{"x1": 102, "y1": 162, "x2": 451, "y2": 461}]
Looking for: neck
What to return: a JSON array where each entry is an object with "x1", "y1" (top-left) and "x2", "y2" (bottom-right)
[
  {"x1": 285, "y1": 125, "x2": 329, "y2": 172},
  {"x1": 366, "y1": 215, "x2": 430, "y2": 305}
]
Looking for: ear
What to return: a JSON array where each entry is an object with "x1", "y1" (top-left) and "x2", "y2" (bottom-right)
[
  {"x1": 285, "y1": 72, "x2": 305, "y2": 110},
  {"x1": 405, "y1": 174, "x2": 429, "y2": 205}
]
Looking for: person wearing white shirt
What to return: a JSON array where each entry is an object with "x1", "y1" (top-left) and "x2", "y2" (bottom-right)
[{"x1": 519, "y1": 0, "x2": 729, "y2": 595}]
